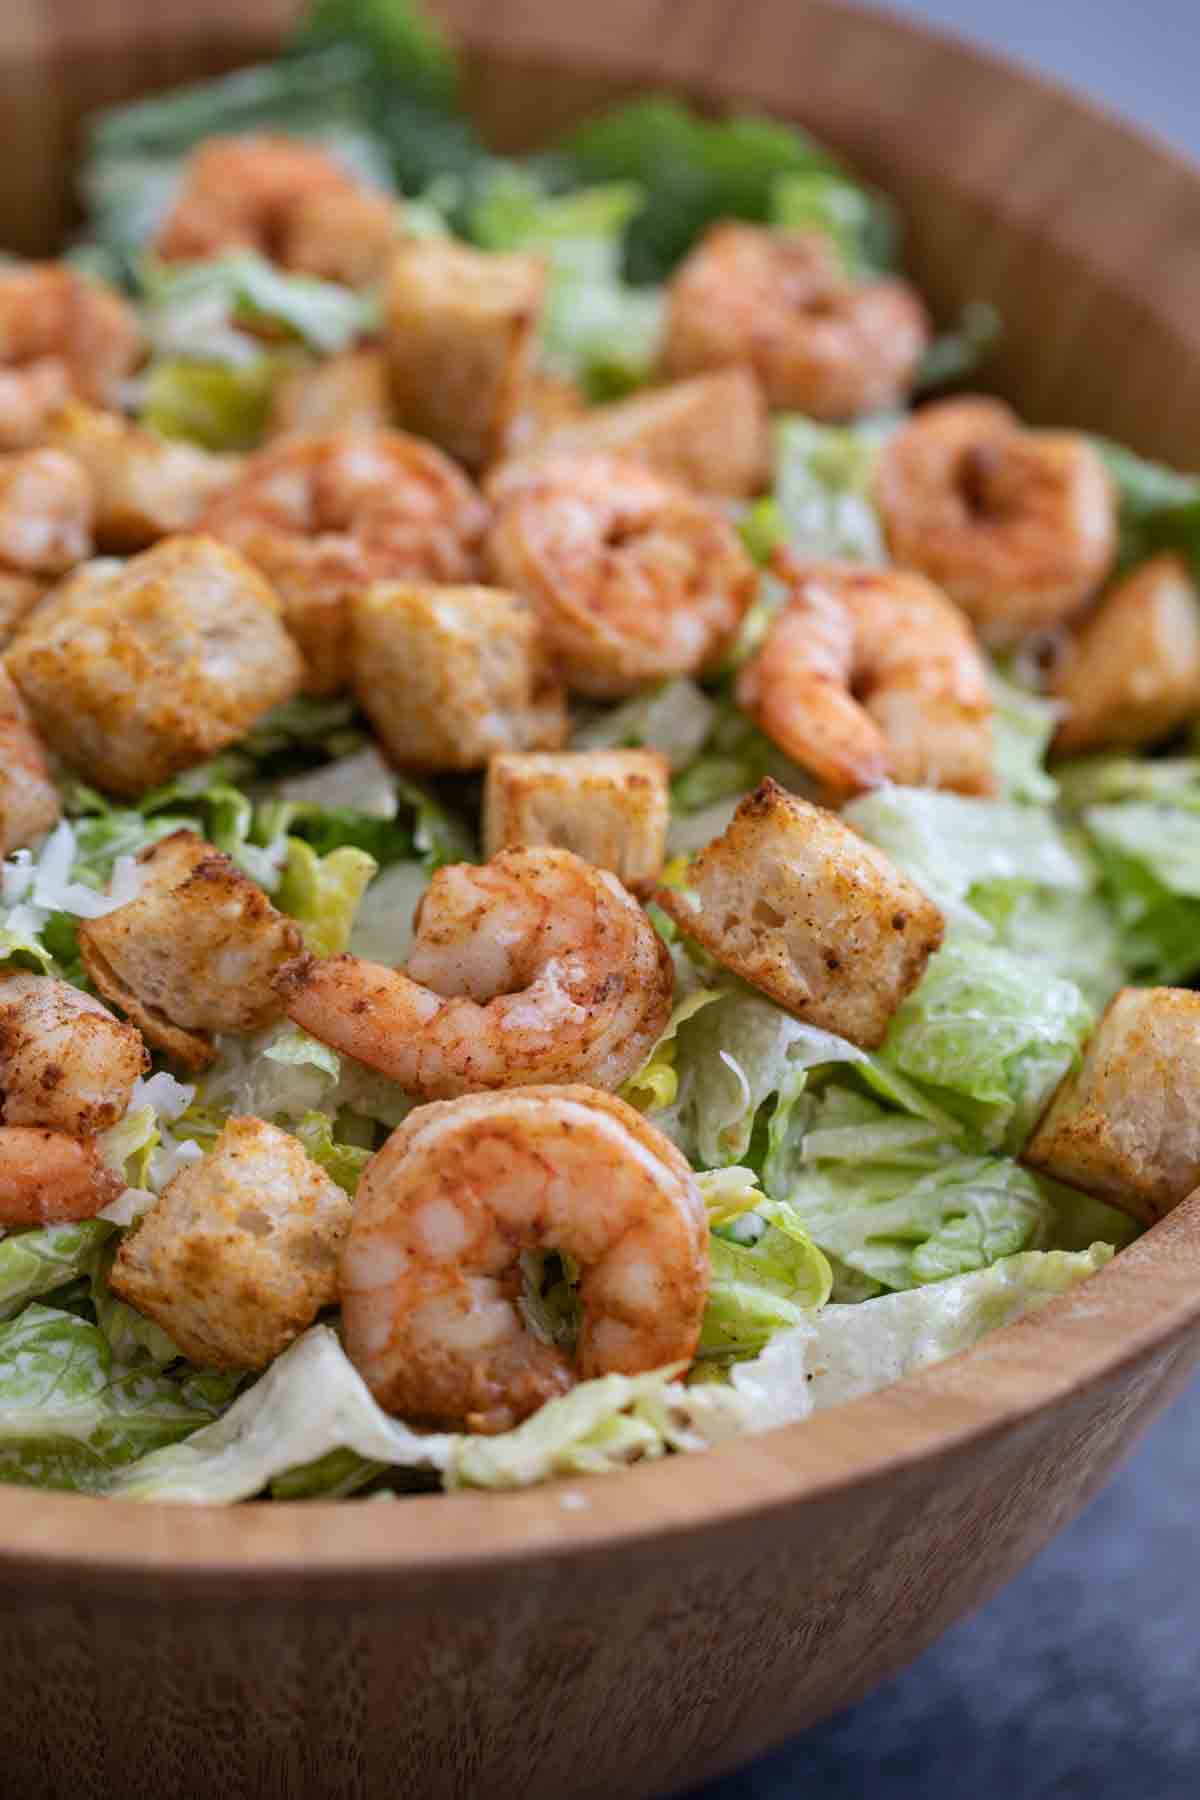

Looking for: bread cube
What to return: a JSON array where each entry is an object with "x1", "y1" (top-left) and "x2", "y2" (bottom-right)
[
  {"x1": 350, "y1": 583, "x2": 566, "y2": 771},
  {"x1": 1053, "y1": 555, "x2": 1200, "y2": 753},
  {"x1": 78, "y1": 830, "x2": 302, "y2": 1071},
  {"x1": 268, "y1": 348, "x2": 392, "y2": 439},
  {"x1": 44, "y1": 403, "x2": 239, "y2": 551},
  {"x1": 0, "y1": 572, "x2": 45, "y2": 645},
  {"x1": 0, "y1": 664, "x2": 59, "y2": 854},
  {"x1": 1023, "y1": 987, "x2": 1200, "y2": 1223},
  {"x1": 654, "y1": 778, "x2": 944, "y2": 1047},
  {"x1": 384, "y1": 239, "x2": 545, "y2": 468},
  {"x1": 483, "y1": 750, "x2": 669, "y2": 892},
  {"x1": 7, "y1": 535, "x2": 303, "y2": 796},
  {"x1": 109, "y1": 1116, "x2": 352, "y2": 1370},
  {"x1": 0, "y1": 447, "x2": 92, "y2": 573},
  {"x1": 502, "y1": 368, "x2": 769, "y2": 498}
]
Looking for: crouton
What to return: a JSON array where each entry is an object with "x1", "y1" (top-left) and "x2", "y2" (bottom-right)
[
  {"x1": 384, "y1": 238, "x2": 545, "y2": 468},
  {"x1": 0, "y1": 971, "x2": 147, "y2": 1133},
  {"x1": 0, "y1": 664, "x2": 59, "y2": 854},
  {"x1": 109, "y1": 1116, "x2": 352, "y2": 1370},
  {"x1": 78, "y1": 830, "x2": 302, "y2": 1071},
  {"x1": 7, "y1": 535, "x2": 303, "y2": 796},
  {"x1": 654, "y1": 778, "x2": 944, "y2": 1047},
  {"x1": 497, "y1": 368, "x2": 770, "y2": 499},
  {"x1": 0, "y1": 572, "x2": 45, "y2": 645},
  {"x1": 44, "y1": 403, "x2": 240, "y2": 551},
  {"x1": 483, "y1": 749, "x2": 669, "y2": 893},
  {"x1": 1023, "y1": 987, "x2": 1200, "y2": 1223},
  {"x1": 1052, "y1": 555, "x2": 1200, "y2": 754},
  {"x1": 268, "y1": 347, "x2": 392, "y2": 440},
  {"x1": 0, "y1": 447, "x2": 92, "y2": 574},
  {"x1": 350, "y1": 582, "x2": 567, "y2": 771}
]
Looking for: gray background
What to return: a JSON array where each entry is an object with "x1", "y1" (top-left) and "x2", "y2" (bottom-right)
[{"x1": 694, "y1": 5, "x2": 1200, "y2": 1798}]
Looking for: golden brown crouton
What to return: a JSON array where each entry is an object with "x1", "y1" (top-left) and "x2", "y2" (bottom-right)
[
  {"x1": 78, "y1": 830, "x2": 302, "y2": 1071},
  {"x1": 350, "y1": 582, "x2": 567, "y2": 771},
  {"x1": 384, "y1": 238, "x2": 545, "y2": 469},
  {"x1": 0, "y1": 447, "x2": 92, "y2": 574},
  {"x1": 497, "y1": 368, "x2": 770, "y2": 499},
  {"x1": 44, "y1": 403, "x2": 240, "y2": 551},
  {"x1": 0, "y1": 971, "x2": 147, "y2": 1133},
  {"x1": 0, "y1": 572, "x2": 45, "y2": 645},
  {"x1": 1052, "y1": 555, "x2": 1200, "y2": 754},
  {"x1": 0, "y1": 664, "x2": 59, "y2": 854},
  {"x1": 483, "y1": 749, "x2": 669, "y2": 893},
  {"x1": 109, "y1": 1115, "x2": 353, "y2": 1370},
  {"x1": 268, "y1": 347, "x2": 393, "y2": 440},
  {"x1": 1023, "y1": 987, "x2": 1200, "y2": 1223},
  {"x1": 654, "y1": 778, "x2": 944, "y2": 1047},
  {"x1": 7, "y1": 535, "x2": 303, "y2": 796}
]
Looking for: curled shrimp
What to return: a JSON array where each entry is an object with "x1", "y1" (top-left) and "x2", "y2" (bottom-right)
[
  {"x1": 663, "y1": 222, "x2": 930, "y2": 420},
  {"x1": 277, "y1": 846, "x2": 674, "y2": 1100},
  {"x1": 200, "y1": 429, "x2": 488, "y2": 692},
  {"x1": 0, "y1": 263, "x2": 142, "y2": 450},
  {"x1": 736, "y1": 556, "x2": 995, "y2": 798},
  {"x1": 874, "y1": 396, "x2": 1117, "y2": 646},
  {"x1": 0, "y1": 1127, "x2": 124, "y2": 1226},
  {"x1": 0, "y1": 971, "x2": 147, "y2": 1134},
  {"x1": 340, "y1": 1085, "x2": 709, "y2": 1431},
  {"x1": 156, "y1": 135, "x2": 398, "y2": 287},
  {"x1": 485, "y1": 451, "x2": 757, "y2": 696},
  {"x1": 0, "y1": 664, "x2": 60, "y2": 853}
]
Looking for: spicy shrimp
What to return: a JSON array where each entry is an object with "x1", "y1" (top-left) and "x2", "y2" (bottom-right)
[
  {"x1": 200, "y1": 429, "x2": 489, "y2": 692},
  {"x1": 0, "y1": 447, "x2": 94, "y2": 642},
  {"x1": 663, "y1": 222, "x2": 930, "y2": 421},
  {"x1": 0, "y1": 971, "x2": 148, "y2": 1134},
  {"x1": 277, "y1": 846, "x2": 673, "y2": 1100},
  {"x1": 340, "y1": 1086, "x2": 709, "y2": 1431},
  {"x1": 45, "y1": 403, "x2": 239, "y2": 552},
  {"x1": 0, "y1": 263, "x2": 142, "y2": 449},
  {"x1": 874, "y1": 396, "x2": 1117, "y2": 646},
  {"x1": 484, "y1": 451, "x2": 757, "y2": 696},
  {"x1": 0, "y1": 1127, "x2": 124, "y2": 1226},
  {"x1": 736, "y1": 556, "x2": 995, "y2": 798},
  {"x1": 0, "y1": 664, "x2": 60, "y2": 854},
  {"x1": 155, "y1": 135, "x2": 399, "y2": 287}
]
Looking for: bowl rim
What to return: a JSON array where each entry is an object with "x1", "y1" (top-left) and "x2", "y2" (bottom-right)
[{"x1": 3, "y1": 0, "x2": 1200, "y2": 1579}]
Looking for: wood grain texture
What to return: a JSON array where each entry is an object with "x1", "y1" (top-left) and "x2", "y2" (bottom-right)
[{"x1": 3, "y1": 3, "x2": 1200, "y2": 1795}]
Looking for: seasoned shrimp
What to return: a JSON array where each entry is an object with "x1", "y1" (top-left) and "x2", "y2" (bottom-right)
[
  {"x1": 0, "y1": 448, "x2": 93, "y2": 579},
  {"x1": 0, "y1": 263, "x2": 142, "y2": 449},
  {"x1": 663, "y1": 222, "x2": 930, "y2": 420},
  {"x1": 736, "y1": 556, "x2": 995, "y2": 798},
  {"x1": 200, "y1": 430, "x2": 488, "y2": 692},
  {"x1": 156, "y1": 135, "x2": 398, "y2": 287},
  {"x1": 45, "y1": 403, "x2": 238, "y2": 551},
  {"x1": 0, "y1": 972, "x2": 147, "y2": 1134},
  {"x1": 0, "y1": 664, "x2": 60, "y2": 854},
  {"x1": 277, "y1": 846, "x2": 673, "y2": 1099},
  {"x1": 341, "y1": 1086, "x2": 709, "y2": 1430},
  {"x1": 0, "y1": 1127, "x2": 123, "y2": 1225},
  {"x1": 874, "y1": 396, "x2": 1117, "y2": 645},
  {"x1": 485, "y1": 451, "x2": 757, "y2": 696}
]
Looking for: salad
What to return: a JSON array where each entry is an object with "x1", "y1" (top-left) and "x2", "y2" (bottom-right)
[{"x1": 0, "y1": 0, "x2": 1195, "y2": 1507}]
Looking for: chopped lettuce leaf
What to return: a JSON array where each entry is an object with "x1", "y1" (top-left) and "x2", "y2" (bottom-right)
[
  {"x1": 277, "y1": 839, "x2": 377, "y2": 955},
  {"x1": 292, "y1": 1111, "x2": 373, "y2": 1195},
  {"x1": 1091, "y1": 437, "x2": 1200, "y2": 574},
  {"x1": 141, "y1": 253, "x2": 375, "y2": 360},
  {"x1": 571, "y1": 677, "x2": 717, "y2": 771},
  {"x1": 770, "y1": 168, "x2": 898, "y2": 273},
  {"x1": 969, "y1": 881, "x2": 1126, "y2": 1009},
  {"x1": 88, "y1": 1241, "x2": 181, "y2": 1367},
  {"x1": 273, "y1": 745, "x2": 399, "y2": 820},
  {"x1": 880, "y1": 940, "x2": 1094, "y2": 1151},
  {"x1": 916, "y1": 301, "x2": 1001, "y2": 393},
  {"x1": 141, "y1": 354, "x2": 280, "y2": 450},
  {"x1": 703, "y1": 1196, "x2": 832, "y2": 1358},
  {"x1": 989, "y1": 665, "x2": 1061, "y2": 804},
  {"x1": 771, "y1": 412, "x2": 892, "y2": 563},
  {"x1": 294, "y1": 0, "x2": 460, "y2": 110},
  {"x1": 0, "y1": 1221, "x2": 112, "y2": 1321},
  {"x1": 620, "y1": 987, "x2": 721, "y2": 1114},
  {"x1": 347, "y1": 859, "x2": 429, "y2": 966}
]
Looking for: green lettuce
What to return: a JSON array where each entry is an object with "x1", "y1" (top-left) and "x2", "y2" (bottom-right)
[
  {"x1": 571, "y1": 677, "x2": 718, "y2": 771},
  {"x1": 292, "y1": 1112, "x2": 373, "y2": 1196},
  {"x1": 915, "y1": 301, "x2": 1001, "y2": 393},
  {"x1": 703, "y1": 1198, "x2": 832, "y2": 1358},
  {"x1": 770, "y1": 168, "x2": 898, "y2": 273},
  {"x1": 770, "y1": 413, "x2": 892, "y2": 563},
  {"x1": 141, "y1": 355, "x2": 281, "y2": 450},
  {"x1": 989, "y1": 666, "x2": 1060, "y2": 804},
  {"x1": 0, "y1": 1221, "x2": 113, "y2": 1321},
  {"x1": 1091, "y1": 437, "x2": 1200, "y2": 575},
  {"x1": 276, "y1": 840, "x2": 377, "y2": 955},
  {"x1": 141, "y1": 253, "x2": 376, "y2": 359}
]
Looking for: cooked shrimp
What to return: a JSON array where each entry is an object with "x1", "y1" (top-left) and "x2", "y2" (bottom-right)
[
  {"x1": 663, "y1": 222, "x2": 930, "y2": 420},
  {"x1": 874, "y1": 396, "x2": 1117, "y2": 646},
  {"x1": 156, "y1": 135, "x2": 398, "y2": 287},
  {"x1": 277, "y1": 846, "x2": 673, "y2": 1100},
  {"x1": 484, "y1": 451, "x2": 757, "y2": 697},
  {"x1": 0, "y1": 663, "x2": 60, "y2": 853},
  {"x1": 0, "y1": 263, "x2": 142, "y2": 449},
  {"x1": 340, "y1": 1085, "x2": 709, "y2": 1430},
  {"x1": 200, "y1": 429, "x2": 488, "y2": 692},
  {"x1": 0, "y1": 448, "x2": 93, "y2": 578},
  {"x1": 0, "y1": 1126, "x2": 124, "y2": 1225},
  {"x1": 44, "y1": 403, "x2": 238, "y2": 551},
  {"x1": 0, "y1": 971, "x2": 147, "y2": 1134},
  {"x1": 736, "y1": 556, "x2": 995, "y2": 798}
]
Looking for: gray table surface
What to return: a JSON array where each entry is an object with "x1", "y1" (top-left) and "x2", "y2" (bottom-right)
[{"x1": 694, "y1": 5, "x2": 1200, "y2": 1797}]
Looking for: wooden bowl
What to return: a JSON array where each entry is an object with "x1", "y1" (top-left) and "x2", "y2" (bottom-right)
[{"x1": 4, "y1": 5, "x2": 1200, "y2": 1796}]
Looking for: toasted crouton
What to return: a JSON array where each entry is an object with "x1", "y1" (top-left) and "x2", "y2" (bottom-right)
[
  {"x1": 483, "y1": 749, "x2": 669, "y2": 892},
  {"x1": 78, "y1": 830, "x2": 302, "y2": 1071},
  {"x1": 7, "y1": 535, "x2": 303, "y2": 796},
  {"x1": 0, "y1": 664, "x2": 59, "y2": 854},
  {"x1": 497, "y1": 368, "x2": 770, "y2": 499},
  {"x1": 109, "y1": 1116, "x2": 353, "y2": 1369},
  {"x1": 384, "y1": 238, "x2": 545, "y2": 468},
  {"x1": 1023, "y1": 987, "x2": 1200, "y2": 1223},
  {"x1": 1052, "y1": 555, "x2": 1200, "y2": 754},
  {"x1": 0, "y1": 572, "x2": 45, "y2": 645},
  {"x1": 654, "y1": 778, "x2": 944, "y2": 1047},
  {"x1": 268, "y1": 347, "x2": 393, "y2": 439},
  {"x1": 350, "y1": 582, "x2": 566, "y2": 771},
  {"x1": 44, "y1": 403, "x2": 240, "y2": 551}
]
